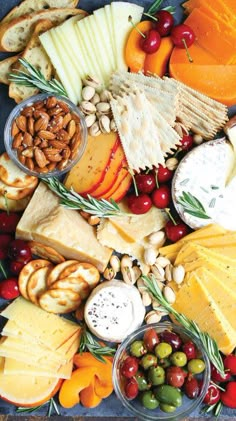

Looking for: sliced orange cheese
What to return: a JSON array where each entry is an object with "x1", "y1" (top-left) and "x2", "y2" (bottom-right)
[
  {"x1": 184, "y1": 8, "x2": 236, "y2": 64},
  {"x1": 170, "y1": 41, "x2": 220, "y2": 65},
  {"x1": 183, "y1": 0, "x2": 236, "y2": 18},
  {"x1": 169, "y1": 63, "x2": 236, "y2": 106}
]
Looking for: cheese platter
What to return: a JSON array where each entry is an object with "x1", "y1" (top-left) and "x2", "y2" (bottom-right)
[{"x1": 0, "y1": 0, "x2": 236, "y2": 418}]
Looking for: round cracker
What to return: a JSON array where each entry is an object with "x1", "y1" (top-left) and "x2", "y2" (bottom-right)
[
  {"x1": 0, "y1": 194, "x2": 31, "y2": 211},
  {"x1": 49, "y1": 277, "x2": 90, "y2": 300},
  {"x1": 19, "y1": 259, "x2": 53, "y2": 299},
  {"x1": 58, "y1": 262, "x2": 100, "y2": 289},
  {"x1": 46, "y1": 260, "x2": 79, "y2": 287},
  {"x1": 39, "y1": 289, "x2": 81, "y2": 314},
  {"x1": 27, "y1": 265, "x2": 53, "y2": 304},
  {"x1": 28, "y1": 241, "x2": 65, "y2": 264},
  {"x1": 0, "y1": 180, "x2": 36, "y2": 200},
  {"x1": 0, "y1": 152, "x2": 37, "y2": 188}
]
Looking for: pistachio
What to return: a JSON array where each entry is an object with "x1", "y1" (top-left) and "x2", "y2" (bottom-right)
[
  {"x1": 155, "y1": 256, "x2": 171, "y2": 268},
  {"x1": 80, "y1": 101, "x2": 96, "y2": 115},
  {"x1": 110, "y1": 119, "x2": 117, "y2": 132},
  {"x1": 88, "y1": 215, "x2": 100, "y2": 226},
  {"x1": 163, "y1": 285, "x2": 176, "y2": 304},
  {"x1": 150, "y1": 264, "x2": 165, "y2": 281},
  {"x1": 100, "y1": 89, "x2": 112, "y2": 102},
  {"x1": 133, "y1": 265, "x2": 142, "y2": 281},
  {"x1": 109, "y1": 255, "x2": 121, "y2": 273},
  {"x1": 90, "y1": 93, "x2": 100, "y2": 105},
  {"x1": 193, "y1": 134, "x2": 204, "y2": 145},
  {"x1": 121, "y1": 255, "x2": 133, "y2": 269},
  {"x1": 148, "y1": 231, "x2": 166, "y2": 247},
  {"x1": 83, "y1": 75, "x2": 101, "y2": 89},
  {"x1": 145, "y1": 310, "x2": 162, "y2": 324},
  {"x1": 96, "y1": 102, "x2": 111, "y2": 114},
  {"x1": 99, "y1": 115, "x2": 111, "y2": 133},
  {"x1": 136, "y1": 278, "x2": 146, "y2": 293},
  {"x1": 82, "y1": 86, "x2": 96, "y2": 101},
  {"x1": 103, "y1": 267, "x2": 115, "y2": 281},
  {"x1": 142, "y1": 291, "x2": 152, "y2": 307},
  {"x1": 89, "y1": 122, "x2": 101, "y2": 137},
  {"x1": 165, "y1": 263, "x2": 173, "y2": 282},
  {"x1": 152, "y1": 299, "x2": 161, "y2": 310},
  {"x1": 149, "y1": 274, "x2": 164, "y2": 291},
  {"x1": 85, "y1": 114, "x2": 96, "y2": 128},
  {"x1": 172, "y1": 265, "x2": 185, "y2": 285},
  {"x1": 166, "y1": 157, "x2": 178, "y2": 171},
  {"x1": 144, "y1": 248, "x2": 157, "y2": 266}
]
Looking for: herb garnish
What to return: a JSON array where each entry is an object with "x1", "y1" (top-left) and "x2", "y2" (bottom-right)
[
  {"x1": 16, "y1": 397, "x2": 60, "y2": 416},
  {"x1": 8, "y1": 58, "x2": 68, "y2": 98},
  {"x1": 147, "y1": 0, "x2": 175, "y2": 15},
  {"x1": 42, "y1": 177, "x2": 126, "y2": 218},
  {"x1": 143, "y1": 275, "x2": 225, "y2": 376},
  {"x1": 79, "y1": 326, "x2": 116, "y2": 363},
  {"x1": 177, "y1": 191, "x2": 211, "y2": 219}
]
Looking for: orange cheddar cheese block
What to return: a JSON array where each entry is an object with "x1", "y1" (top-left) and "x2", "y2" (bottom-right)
[
  {"x1": 170, "y1": 41, "x2": 220, "y2": 65},
  {"x1": 184, "y1": 8, "x2": 236, "y2": 64},
  {"x1": 183, "y1": 0, "x2": 236, "y2": 21},
  {"x1": 169, "y1": 63, "x2": 236, "y2": 106}
]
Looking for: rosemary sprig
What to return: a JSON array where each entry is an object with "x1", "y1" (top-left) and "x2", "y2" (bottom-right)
[
  {"x1": 8, "y1": 58, "x2": 68, "y2": 98},
  {"x1": 143, "y1": 275, "x2": 225, "y2": 376},
  {"x1": 42, "y1": 177, "x2": 126, "y2": 218},
  {"x1": 201, "y1": 401, "x2": 222, "y2": 418},
  {"x1": 16, "y1": 398, "x2": 60, "y2": 416},
  {"x1": 79, "y1": 326, "x2": 116, "y2": 363},
  {"x1": 177, "y1": 191, "x2": 211, "y2": 219},
  {"x1": 147, "y1": 0, "x2": 175, "y2": 15}
]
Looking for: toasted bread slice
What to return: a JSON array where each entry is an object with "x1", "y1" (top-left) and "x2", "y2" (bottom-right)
[
  {"x1": 0, "y1": 54, "x2": 20, "y2": 85},
  {"x1": 0, "y1": 8, "x2": 87, "y2": 52},
  {"x1": 9, "y1": 19, "x2": 54, "y2": 102},
  {"x1": 18, "y1": 259, "x2": 53, "y2": 299},
  {"x1": 1, "y1": 0, "x2": 80, "y2": 24},
  {"x1": 0, "y1": 152, "x2": 38, "y2": 188}
]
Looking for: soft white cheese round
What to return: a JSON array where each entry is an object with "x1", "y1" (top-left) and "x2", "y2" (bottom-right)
[
  {"x1": 172, "y1": 138, "x2": 236, "y2": 231},
  {"x1": 84, "y1": 280, "x2": 145, "y2": 342}
]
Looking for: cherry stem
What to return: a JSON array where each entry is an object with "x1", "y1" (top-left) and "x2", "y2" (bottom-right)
[
  {"x1": 0, "y1": 261, "x2": 7, "y2": 279},
  {"x1": 128, "y1": 168, "x2": 139, "y2": 196},
  {"x1": 143, "y1": 12, "x2": 157, "y2": 21},
  {"x1": 210, "y1": 380, "x2": 225, "y2": 392},
  {"x1": 128, "y1": 15, "x2": 146, "y2": 38},
  {"x1": 154, "y1": 170, "x2": 159, "y2": 189},
  {"x1": 165, "y1": 208, "x2": 177, "y2": 225},
  {"x1": 182, "y1": 38, "x2": 193, "y2": 63}
]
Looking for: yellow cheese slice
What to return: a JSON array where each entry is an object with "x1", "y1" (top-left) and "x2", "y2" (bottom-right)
[
  {"x1": 16, "y1": 182, "x2": 112, "y2": 272},
  {"x1": 175, "y1": 242, "x2": 236, "y2": 268},
  {"x1": 1, "y1": 297, "x2": 79, "y2": 350},
  {"x1": 4, "y1": 358, "x2": 73, "y2": 379},
  {"x1": 0, "y1": 357, "x2": 60, "y2": 406},
  {"x1": 171, "y1": 272, "x2": 236, "y2": 354}
]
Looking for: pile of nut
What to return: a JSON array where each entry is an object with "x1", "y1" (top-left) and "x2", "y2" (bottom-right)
[
  {"x1": 80, "y1": 75, "x2": 117, "y2": 137},
  {"x1": 11, "y1": 96, "x2": 82, "y2": 174}
]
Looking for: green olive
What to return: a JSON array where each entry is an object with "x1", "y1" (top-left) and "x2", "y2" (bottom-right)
[
  {"x1": 130, "y1": 340, "x2": 147, "y2": 357},
  {"x1": 135, "y1": 370, "x2": 151, "y2": 391},
  {"x1": 140, "y1": 353, "x2": 158, "y2": 370},
  {"x1": 154, "y1": 385, "x2": 182, "y2": 408},
  {"x1": 155, "y1": 342, "x2": 172, "y2": 359},
  {"x1": 188, "y1": 358, "x2": 206, "y2": 374},
  {"x1": 158, "y1": 357, "x2": 171, "y2": 368},
  {"x1": 170, "y1": 351, "x2": 187, "y2": 367},
  {"x1": 160, "y1": 403, "x2": 177, "y2": 413},
  {"x1": 148, "y1": 366, "x2": 165, "y2": 386},
  {"x1": 140, "y1": 390, "x2": 160, "y2": 410}
]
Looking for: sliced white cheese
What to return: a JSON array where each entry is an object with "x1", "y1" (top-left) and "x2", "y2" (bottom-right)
[
  {"x1": 172, "y1": 138, "x2": 236, "y2": 231},
  {"x1": 111, "y1": 2, "x2": 143, "y2": 70},
  {"x1": 84, "y1": 280, "x2": 145, "y2": 342},
  {"x1": 93, "y1": 7, "x2": 116, "y2": 71},
  {"x1": 4, "y1": 358, "x2": 73, "y2": 379},
  {"x1": 104, "y1": 5, "x2": 117, "y2": 68}
]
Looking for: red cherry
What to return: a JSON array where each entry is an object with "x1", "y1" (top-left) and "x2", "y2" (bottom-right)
[
  {"x1": 140, "y1": 29, "x2": 161, "y2": 54},
  {"x1": 124, "y1": 377, "x2": 139, "y2": 400},
  {"x1": 0, "y1": 278, "x2": 20, "y2": 300},
  {"x1": 171, "y1": 24, "x2": 195, "y2": 48},
  {"x1": 151, "y1": 185, "x2": 171, "y2": 209},
  {"x1": 135, "y1": 173, "x2": 156, "y2": 194},
  {"x1": 220, "y1": 382, "x2": 236, "y2": 409},
  {"x1": 210, "y1": 363, "x2": 231, "y2": 382},
  {"x1": 120, "y1": 356, "x2": 139, "y2": 379},
  {"x1": 8, "y1": 239, "x2": 32, "y2": 263},
  {"x1": 127, "y1": 194, "x2": 152, "y2": 215},
  {"x1": 0, "y1": 234, "x2": 13, "y2": 259},
  {"x1": 180, "y1": 134, "x2": 194, "y2": 151},
  {"x1": 0, "y1": 212, "x2": 21, "y2": 233},
  {"x1": 154, "y1": 165, "x2": 173, "y2": 184},
  {"x1": 224, "y1": 354, "x2": 236, "y2": 376},
  {"x1": 202, "y1": 383, "x2": 220, "y2": 405},
  {"x1": 154, "y1": 10, "x2": 174, "y2": 36},
  {"x1": 9, "y1": 260, "x2": 25, "y2": 275},
  {"x1": 182, "y1": 341, "x2": 197, "y2": 360},
  {"x1": 165, "y1": 220, "x2": 189, "y2": 242}
]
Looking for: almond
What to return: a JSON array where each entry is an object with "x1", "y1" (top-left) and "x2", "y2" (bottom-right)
[
  {"x1": 47, "y1": 162, "x2": 57, "y2": 171},
  {"x1": 48, "y1": 106, "x2": 63, "y2": 117},
  {"x1": 44, "y1": 148, "x2": 62, "y2": 157},
  {"x1": 35, "y1": 117, "x2": 49, "y2": 132},
  {"x1": 34, "y1": 148, "x2": 48, "y2": 168},
  {"x1": 22, "y1": 147, "x2": 34, "y2": 158},
  {"x1": 62, "y1": 113, "x2": 72, "y2": 128},
  {"x1": 27, "y1": 117, "x2": 35, "y2": 136},
  {"x1": 11, "y1": 121, "x2": 20, "y2": 137},
  {"x1": 38, "y1": 130, "x2": 56, "y2": 140},
  {"x1": 56, "y1": 129, "x2": 70, "y2": 143},
  {"x1": 16, "y1": 115, "x2": 27, "y2": 132},
  {"x1": 70, "y1": 133, "x2": 81, "y2": 160},
  {"x1": 25, "y1": 157, "x2": 34, "y2": 171},
  {"x1": 21, "y1": 106, "x2": 34, "y2": 117},
  {"x1": 33, "y1": 136, "x2": 41, "y2": 146},
  {"x1": 23, "y1": 132, "x2": 33, "y2": 147},
  {"x1": 46, "y1": 153, "x2": 62, "y2": 162},
  {"x1": 67, "y1": 119, "x2": 76, "y2": 138},
  {"x1": 18, "y1": 151, "x2": 26, "y2": 165},
  {"x1": 48, "y1": 140, "x2": 66, "y2": 149},
  {"x1": 40, "y1": 139, "x2": 49, "y2": 148},
  {"x1": 57, "y1": 158, "x2": 68, "y2": 171},
  {"x1": 34, "y1": 100, "x2": 45, "y2": 110},
  {"x1": 58, "y1": 101, "x2": 70, "y2": 113},
  {"x1": 12, "y1": 132, "x2": 23, "y2": 149},
  {"x1": 62, "y1": 146, "x2": 71, "y2": 160},
  {"x1": 49, "y1": 115, "x2": 64, "y2": 133},
  {"x1": 34, "y1": 166, "x2": 49, "y2": 173},
  {"x1": 33, "y1": 110, "x2": 49, "y2": 120},
  {"x1": 46, "y1": 96, "x2": 57, "y2": 109}
]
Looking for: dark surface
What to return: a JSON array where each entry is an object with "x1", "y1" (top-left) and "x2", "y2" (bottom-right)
[{"x1": 0, "y1": 0, "x2": 235, "y2": 418}]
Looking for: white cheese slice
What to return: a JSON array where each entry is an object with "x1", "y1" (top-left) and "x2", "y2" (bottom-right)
[
  {"x1": 104, "y1": 5, "x2": 117, "y2": 68},
  {"x1": 172, "y1": 138, "x2": 236, "y2": 231},
  {"x1": 4, "y1": 358, "x2": 73, "y2": 379},
  {"x1": 93, "y1": 8, "x2": 116, "y2": 71},
  {"x1": 84, "y1": 280, "x2": 145, "y2": 342}
]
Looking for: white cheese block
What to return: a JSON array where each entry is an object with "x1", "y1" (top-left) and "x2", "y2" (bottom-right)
[
  {"x1": 111, "y1": 2, "x2": 143, "y2": 70},
  {"x1": 93, "y1": 8, "x2": 116, "y2": 71},
  {"x1": 172, "y1": 139, "x2": 236, "y2": 231},
  {"x1": 16, "y1": 182, "x2": 112, "y2": 272},
  {"x1": 84, "y1": 280, "x2": 145, "y2": 342}
]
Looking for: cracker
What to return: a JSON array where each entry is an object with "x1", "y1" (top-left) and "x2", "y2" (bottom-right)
[
  {"x1": 111, "y1": 88, "x2": 165, "y2": 172},
  {"x1": 0, "y1": 152, "x2": 37, "y2": 188},
  {"x1": 28, "y1": 241, "x2": 65, "y2": 264},
  {"x1": 49, "y1": 277, "x2": 90, "y2": 299},
  {"x1": 18, "y1": 259, "x2": 53, "y2": 299},
  {"x1": 27, "y1": 265, "x2": 53, "y2": 304},
  {"x1": 39, "y1": 288, "x2": 81, "y2": 314},
  {"x1": 0, "y1": 194, "x2": 31, "y2": 211},
  {"x1": 58, "y1": 262, "x2": 100, "y2": 290},
  {"x1": 46, "y1": 260, "x2": 79, "y2": 286},
  {"x1": 0, "y1": 180, "x2": 36, "y2": 200}
]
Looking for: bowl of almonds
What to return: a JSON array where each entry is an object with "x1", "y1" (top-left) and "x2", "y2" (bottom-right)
[{"x1": 4, "y1": 93, "x2": 87, "y2": 177}]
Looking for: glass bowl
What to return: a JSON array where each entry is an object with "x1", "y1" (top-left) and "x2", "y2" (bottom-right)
[
  {"x1": 112, "y1": 322, "x2": 210, "y2": 421},
  {"x1": 4, "y1": 93, "x2": 87, "y2": 178}
]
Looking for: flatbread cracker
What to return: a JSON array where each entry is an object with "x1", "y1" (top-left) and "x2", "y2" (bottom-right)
[
  {"x1": 49, "y1": 277, "x2": 90, "y2": 299},
  {"x1": 0, "y1": 180, "x2": 36, "y2": 200},
  {"x1": 27, "y1": 265, "x2": 53, "y2": 304},
  {"x1": 39, "y1": 288, "x2": 81, "y2": 314},
  {"x1": 0, "y1": 193, "x2": 31, "y2": 211},
  {"x1": 58, "y1": 262, "x2": 100, "y2": 289},
  {"x1": 28, "y1": 241, "x2": 65, "y2": 264},
  {"x1": 0, "y1": 152, "x2": 37, "y2": 188},
  {"x1": 18, "y1": 259, "x2": 53, "y2": 299}
]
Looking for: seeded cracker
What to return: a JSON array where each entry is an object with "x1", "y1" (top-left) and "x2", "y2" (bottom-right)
[{"x1": 110, "y1": 88, "x2": 165, "y2": 172}]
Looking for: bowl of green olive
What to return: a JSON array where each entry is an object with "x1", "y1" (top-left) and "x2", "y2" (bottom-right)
[{"x1": 112, "y1": 322, "x2": 210, "y2": 421}]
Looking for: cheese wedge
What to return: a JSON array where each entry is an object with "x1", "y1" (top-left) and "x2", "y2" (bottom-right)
[
  {"x1": 4, "y1": 358, "x2": 73, "y2": 379},
  {"x1": 171, "y1": 271, "x2": 236, "y2": 354},
  {"x1": 16, "y1": 183, "x2": 112, "y2": 272},
  {"x1": 175, "y1": 243, "x2": 236, "y2": 268}
]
